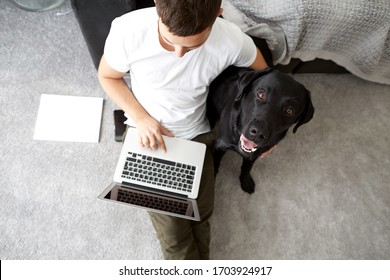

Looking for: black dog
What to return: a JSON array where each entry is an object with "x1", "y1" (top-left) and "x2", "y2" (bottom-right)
[{"x1": 207, "y1": 66, "x2": 314, "y2": 194}]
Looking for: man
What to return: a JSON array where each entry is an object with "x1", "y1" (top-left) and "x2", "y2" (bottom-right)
[{"x1": 98, "y1": 0, "x2": 268, "y2": 259}]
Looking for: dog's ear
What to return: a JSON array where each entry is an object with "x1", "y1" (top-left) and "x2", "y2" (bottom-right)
[
  {"x1": 235, "y1": 67, "x2": 273, "y2": 101},
  {"x1": 293, "y1": 88, "x2": 315, "y2": 133}
]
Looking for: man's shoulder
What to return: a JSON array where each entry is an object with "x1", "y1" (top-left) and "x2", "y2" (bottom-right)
[
  {"x1": 112, "y1": 7, "x2": 157, "y2": 31},
  {"x1": 214, "y1": 17, "x2": 243, "y2": 33},
  {"x1": 210, "y1": 17, "x2": 248, "y2": 44},
  {"x1": 207, "y1": 17, "x2": 248, "y2": 47}
]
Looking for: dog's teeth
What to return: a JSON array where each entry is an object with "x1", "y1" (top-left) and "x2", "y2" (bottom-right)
[{"x1": 240, "y1": 140, "x2": 257, "y2": 153}]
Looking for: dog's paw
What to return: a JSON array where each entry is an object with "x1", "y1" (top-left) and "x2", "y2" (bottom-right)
[{"x1": 239, "y1": 174, "x2": 256, "y2": 194}]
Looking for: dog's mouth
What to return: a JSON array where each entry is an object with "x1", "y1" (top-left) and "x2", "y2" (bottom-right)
[{"x1": 239, "y1": 134, "x2": 258, "y2": 153}]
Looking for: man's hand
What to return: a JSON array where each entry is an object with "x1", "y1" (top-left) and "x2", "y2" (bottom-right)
[
  {"x1": 135, "y1": 116, "x2": 174, "y2": 153},
  {"x1": 260, "y1": 145, "x2": 276, "y2": 158}
]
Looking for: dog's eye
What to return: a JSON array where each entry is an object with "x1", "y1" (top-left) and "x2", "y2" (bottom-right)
[
  {"x1": 284, "y1": 107, "x2": 295, "y2": 117},
  {"x1": 257, "y1": 90, "x2": 266, "y2": 102}
]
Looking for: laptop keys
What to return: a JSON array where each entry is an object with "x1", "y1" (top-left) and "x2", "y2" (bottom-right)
[{"x1": 121, "y1": 152, "x2": 195, "y2": 192}]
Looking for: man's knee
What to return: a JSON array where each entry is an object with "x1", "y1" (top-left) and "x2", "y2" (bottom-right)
[{"x1": 149, "y1": 212, "x2": 200, "y2": 259}]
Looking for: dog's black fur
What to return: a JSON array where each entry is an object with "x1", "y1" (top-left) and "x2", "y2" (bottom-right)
[{"x1": 207, "y1": 66, "x2": 314, "y2": 194}]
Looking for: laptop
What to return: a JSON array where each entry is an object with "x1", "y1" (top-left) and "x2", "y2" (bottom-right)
[{"x1": 98, "y1": 126, "x2": 207, "y2": 221}]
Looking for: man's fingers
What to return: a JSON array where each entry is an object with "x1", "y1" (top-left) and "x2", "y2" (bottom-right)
[
  {"x1": 137, "y1": 131, "x2": 164, "y2": 151},
  {"x1": 161, "y1": 126, "x2": 174, "y2": 138},
  {"x1": 138, "y1": 135, "x2": 149, "y2": 148},
  {"x1": 260, "y1": 145, "x2": 277, "y2": 158},
  {"x1": 135, "y1": 122, "x2": 173, "y2": 152},
  {"x1": 153, "y1": 133, "x2": 166, "y2": 153}
]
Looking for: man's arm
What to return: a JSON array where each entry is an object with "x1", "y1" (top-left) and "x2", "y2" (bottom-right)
[
  {"x1": 98, "y1": 55, "x2": 173, "y2": 152},
  {"x1": 249, "y1": 48, "x2": 268, "y2": 70}
]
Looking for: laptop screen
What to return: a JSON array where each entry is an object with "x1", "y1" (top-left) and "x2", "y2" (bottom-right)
[{"x1": 100, "y1": 183, "x2": 200, "y2": 221}]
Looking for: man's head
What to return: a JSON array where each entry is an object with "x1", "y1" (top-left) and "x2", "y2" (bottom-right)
[
  {"x1": 155, "y1": 0, "x2": 222, "y2": 57},
  {"x1": 155, "y1": 0, "x2": 222, "y2": 37}
]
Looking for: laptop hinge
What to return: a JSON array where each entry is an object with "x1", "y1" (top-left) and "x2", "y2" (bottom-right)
[{"x1": 121, "y1": 181, "x2": 189, "y2": 199}]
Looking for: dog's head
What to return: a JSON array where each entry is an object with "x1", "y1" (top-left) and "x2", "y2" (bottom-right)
[{"x1": 234, "y1": 68, "x2": 314, "y2": 155}]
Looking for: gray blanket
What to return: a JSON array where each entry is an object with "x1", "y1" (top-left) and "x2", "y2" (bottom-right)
[{"x1": 222, "y1": 0, "x2": 390, "y2": 85}]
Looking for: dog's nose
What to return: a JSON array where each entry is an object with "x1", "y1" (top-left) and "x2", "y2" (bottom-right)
[
  {"x1": 249, "y1": 127, "x2": 257, "y2": 136},
  {"x1": 249, "y1": 127, "x2": 269, "y2": 140},
  {"x1": 249, "y1": 126, "x2": 269, "y2": 140}
]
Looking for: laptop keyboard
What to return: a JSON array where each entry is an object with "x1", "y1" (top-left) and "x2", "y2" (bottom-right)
[
  {"x1": 117, "y1": 188, "x2": 189, "y2": 215},
  {"x1": 121, "y1": 152, "x2": 196, "y2": 193}
]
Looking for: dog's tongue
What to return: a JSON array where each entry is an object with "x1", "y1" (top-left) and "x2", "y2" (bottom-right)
[{"x1": 240, "y1": 134, "x2": 257, "y2": 150}]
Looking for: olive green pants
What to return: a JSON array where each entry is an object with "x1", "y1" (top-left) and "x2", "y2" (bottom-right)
[{"x1": 148, "y1": 132, "x2": 215, "y2": 260}]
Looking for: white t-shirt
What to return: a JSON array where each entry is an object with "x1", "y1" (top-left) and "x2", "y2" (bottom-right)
[{"x1": 104, "y1": 7, "x2": 257, "y2": 139}]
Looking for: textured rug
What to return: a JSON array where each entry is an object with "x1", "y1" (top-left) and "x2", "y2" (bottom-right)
[{"x1": 1, "y1": 0, "x2": 389, "y2": 259}]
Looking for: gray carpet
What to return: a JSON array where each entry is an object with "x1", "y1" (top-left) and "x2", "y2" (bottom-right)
[{"x1": 1, "y1": 0, "x2": 389, "y2": 260}]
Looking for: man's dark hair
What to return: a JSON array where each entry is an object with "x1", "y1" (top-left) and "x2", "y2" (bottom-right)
[{"x1": 155, "y1": 0, "x2": 222, "y2": 36}]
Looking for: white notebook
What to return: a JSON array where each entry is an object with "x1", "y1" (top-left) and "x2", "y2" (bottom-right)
[{"x1": 34, "y1": 94, "x2": 103, "y2": 143}]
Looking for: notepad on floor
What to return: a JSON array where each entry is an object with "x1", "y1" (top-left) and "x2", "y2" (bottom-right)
[{"x1": 34, "y1": 94, "x2": 104, "y2": 143}]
